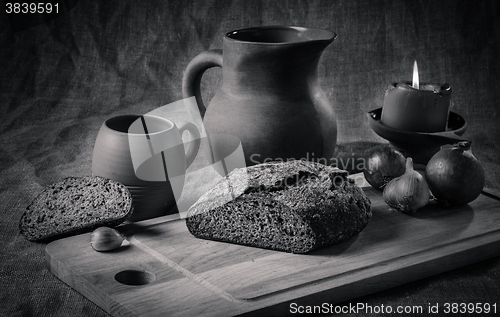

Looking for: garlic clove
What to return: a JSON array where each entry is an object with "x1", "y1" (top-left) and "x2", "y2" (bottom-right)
[
  {"x1": 383, "y1": 157, "x2": 430, "y2": 213},
  {"x1": 90, "y1": 226, "x2": 126, "y2": 252}
]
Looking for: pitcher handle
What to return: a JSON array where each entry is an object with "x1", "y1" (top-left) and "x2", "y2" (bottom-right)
[
  {"x1": 181, "y1": 49, "x2": 223, "y2": 118},
  {"x1": 176, "y1": 121, "x2": 201, "y2": 168}
]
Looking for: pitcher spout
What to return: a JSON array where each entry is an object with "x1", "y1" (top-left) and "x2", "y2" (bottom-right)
[
  {"x1": 226, "y1": 25, "x2": 336, "y2": 45},
  {"x1": 225, "y1": 26, "x2": 336, "y2": 64}
]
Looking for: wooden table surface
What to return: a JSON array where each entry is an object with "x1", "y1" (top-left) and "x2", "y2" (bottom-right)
[{"x1": 45, "y1": 174, "x2": 500, "y2": 316}]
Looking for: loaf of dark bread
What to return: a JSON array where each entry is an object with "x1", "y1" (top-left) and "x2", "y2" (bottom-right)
[
  {"x1": 186, "y1": 160, "x2": 372, "y2": 254},
  {"x1": 20, "y1": 176, "x2": 133, "y2": 242}
]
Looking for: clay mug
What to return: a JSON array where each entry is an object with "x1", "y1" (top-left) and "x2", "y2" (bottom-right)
[
  {"x1": 92, "y1": 114, "x2": 201, "y2": 221},
  {"x1": 182, "y1": 26, "x2": 338, "y2": 166}
]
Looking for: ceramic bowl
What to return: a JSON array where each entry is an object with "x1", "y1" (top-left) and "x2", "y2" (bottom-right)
[{"x1": 367, "y1": 107, "x2": 468, "y2": 164}]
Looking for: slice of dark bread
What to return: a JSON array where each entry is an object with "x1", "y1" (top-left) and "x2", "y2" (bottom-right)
[
  {"x1": 20, "y1": 176, "x2": 133, "y2": 242},
  {"x1": 186, "y1": 160, "x2": 372, "y2": 254}
]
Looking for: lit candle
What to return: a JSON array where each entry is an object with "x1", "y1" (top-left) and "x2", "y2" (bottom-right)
[{"x1": 381, "y1": 61, "x2": 452, "y2": 133}]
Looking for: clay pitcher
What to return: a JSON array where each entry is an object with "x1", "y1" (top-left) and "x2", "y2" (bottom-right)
[{"x1": 182, "y1": 26, "x2": 337, "y2": 166}]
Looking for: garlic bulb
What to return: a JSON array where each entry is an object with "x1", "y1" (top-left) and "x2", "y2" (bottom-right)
[
  {"x1": 90, "y1": 227, "x2": 125, "y2": 252},
  {"x1": 383, "y1": 157, "x2": 430, "y2": 213}
]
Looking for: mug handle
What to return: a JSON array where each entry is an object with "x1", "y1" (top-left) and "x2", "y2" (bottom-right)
[
  {"x1": 181, "y1": 49, "x2": 223, "y2": 118},
  {"x1": 176, "y1": 121, "x2": 201, "y2": 168}
]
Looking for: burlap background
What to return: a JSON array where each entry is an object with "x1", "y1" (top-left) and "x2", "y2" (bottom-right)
[{"x1": 1, "y1": 0, "x2": 499, "y2": 316}]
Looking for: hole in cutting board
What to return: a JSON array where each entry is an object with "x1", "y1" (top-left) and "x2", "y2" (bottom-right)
[{"x1": 115, "y1": 269, "x2": 156, "y2": 286}]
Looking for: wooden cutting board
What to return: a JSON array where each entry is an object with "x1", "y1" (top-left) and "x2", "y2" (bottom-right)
[{"x1": 46, "y1": 184, "x2": 500, "y2": 317}]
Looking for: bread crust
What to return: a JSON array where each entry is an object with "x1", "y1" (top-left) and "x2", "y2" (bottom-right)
[
  {"x1": 20, "y1": 176, "x2": 133, "y2": 242},
  {"x1": 186, "y1": 160, "x2": 372, "y2": 253}
]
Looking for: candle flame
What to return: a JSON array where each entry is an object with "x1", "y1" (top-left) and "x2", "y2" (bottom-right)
[{"x1": 412, "y1": 60, "x2": 419, "y2": 89}]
